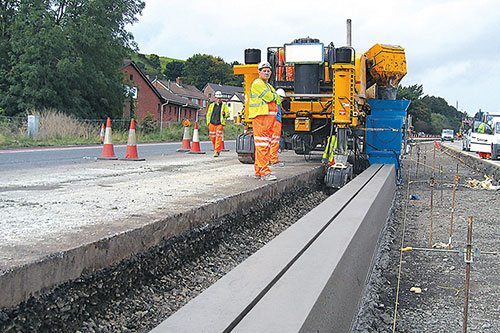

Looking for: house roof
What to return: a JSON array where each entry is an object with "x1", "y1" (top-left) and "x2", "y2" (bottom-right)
[
  {"x1": 154, "y1": 85, "x2": 200, "y2": 109},
  {"x1": 204, "y1": 83, "x2": 244, "y2": 95},
  {"x1": 231, "y1": 92, "x2": 245, "y2": 102},
  {"x1": 154, "y1": 79, "x2": 208, "y2": 100},
  {"x1": 122, "y1": 60, "x2": 166, "y2": 103}
]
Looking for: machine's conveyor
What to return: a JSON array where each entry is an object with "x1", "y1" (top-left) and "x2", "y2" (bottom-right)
[{"x1": 152, "y1": 164, "x2": 396, "y2": 332}]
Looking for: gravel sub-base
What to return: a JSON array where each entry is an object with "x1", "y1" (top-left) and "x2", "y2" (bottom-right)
[
  {"x1": 0, "y1": 182, "x2": 329, "y2": 332},
  {"x1": 2, "y1": 144, "x2": 498, "y2": 332},
  {"x1": 354, "y1": 143, "x2": 500, "y2": 332}
]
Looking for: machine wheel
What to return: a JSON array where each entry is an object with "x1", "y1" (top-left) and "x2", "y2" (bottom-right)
[
  {"x1": 237, "y1": 153, "x2": 255, "y2": 164},
  {"x1": 324, "y1": 165, "x2": 353, "y2": 189}
]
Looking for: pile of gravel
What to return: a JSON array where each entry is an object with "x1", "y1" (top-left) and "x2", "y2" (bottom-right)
[
  {"x1": 0, "y1": 181, "x2": 329, "y2": 332},
  {"x1": 354, "y1": 143, "x2": 500, "y2": 332}
]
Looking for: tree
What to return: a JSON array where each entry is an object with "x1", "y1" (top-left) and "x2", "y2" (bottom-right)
[
  {"x1": 164, "y1": 61, "x2": 185, "y2": 81},
  {"x1": 0, "y1": 0, "x2": 145, "y2": 118},
  {"x1": 396, "y1": 84, "x2": 466, "y2": 134},
  {"x1": 397, "y1": 84, "x2": 423, "y2": 101},
  {"x1": 183, "y1": 54, "x2": 242, "y2": 90},
  {"x1": 148, "y1": 54, "x2": 161, "y2": 71},
  {"x1": 430, "y1": 113, "x2": 451, "y2": 133},
  {"x1": 0, "y1": 1, "x2": 20, "y2": 115}
]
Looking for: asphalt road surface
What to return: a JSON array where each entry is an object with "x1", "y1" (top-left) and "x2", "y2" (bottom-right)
[{"x1": 0, "y1": 140, "x2": 234, "y2": 170}]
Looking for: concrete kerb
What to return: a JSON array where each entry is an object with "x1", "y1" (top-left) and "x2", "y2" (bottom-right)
[
  {"x1": 0, "y1": 164, "x2": 324, "y2": 309},
  {"x1": 152, "y1": 164, "x2": 393, "y2": 333},
  {"x1": 441, "y1": 144, "x2": 500, "y2": 180}
]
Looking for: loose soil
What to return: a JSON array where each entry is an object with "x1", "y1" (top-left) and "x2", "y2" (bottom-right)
[{"x1": 354, "y1": 142, "x2": 500, "y2": 332}]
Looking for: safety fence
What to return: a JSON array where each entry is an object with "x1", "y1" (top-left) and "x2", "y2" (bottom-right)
[{"x1": 0, "y1": 115, "x2": 167, "y2": 137}]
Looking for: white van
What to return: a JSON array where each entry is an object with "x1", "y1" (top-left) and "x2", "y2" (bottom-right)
[
  {"x1": 469, "y1": 120, "x2": 493, "y2": 155},
  {"x1": 441, "y1": 129, "x2": 454, "y2": 142},
  {"x1": 468, "y1": 119, "x2": 500, "y2": 159},
  {"x1": 490, "y1": 121, "x2": 500, "y2": 159}
]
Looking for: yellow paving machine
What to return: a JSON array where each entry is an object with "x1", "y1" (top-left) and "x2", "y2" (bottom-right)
[{"x1": 234, "y1": 20, "x2": 408, "y2": 188}]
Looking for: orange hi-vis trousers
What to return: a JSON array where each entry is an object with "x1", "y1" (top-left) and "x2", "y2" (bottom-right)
[
  {"x1": 208, "y1": 123, "x2": 224, "y2": 152},
  {"x1": 270, "y1": 119, "x2": 282, "y2": 164},
  {"x1": 252, "y1": 114, "x2": 276, "y2": 177}
]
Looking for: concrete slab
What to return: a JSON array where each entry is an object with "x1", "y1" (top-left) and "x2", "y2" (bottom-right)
[
  {"x1": 152, "y1": 164, "x2": 384, "y2": 333},
  {"x1": 0, "y1": 150, "x2": 324, "y2": 309},
  {"x1": 233, "y1": 164, "x2": 396, "y2": 332}
]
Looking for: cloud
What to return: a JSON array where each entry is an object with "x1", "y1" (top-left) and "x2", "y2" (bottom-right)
[{"x1": 128, "y1": 0, "x2": 500, "y2": 115}]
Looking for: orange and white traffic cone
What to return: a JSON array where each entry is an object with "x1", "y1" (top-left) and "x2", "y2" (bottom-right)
[
  {"x1": 177, "y1": 122, "x2": 191, "y2": 152},
  {"x1": 98, "y1": 117, "x2": 117, "y2": 160},
  {"x1": 188, "y1": 122, "x2": 205, "y2": 154},
  {"x1": 221, "y1": 132, "x2": 229, "y2": 152},
  {"x1": 99, "y1": 123, "x2": 105, "y2": 141},
  {"x1": 120, "y1": 119, "x2": 145, "y2": 161},
  {"x1": 434, "y1": 140, "x2": 441, "y2": 151}
]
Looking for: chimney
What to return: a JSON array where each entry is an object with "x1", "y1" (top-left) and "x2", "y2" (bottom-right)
[{"x1": 176, "y1": 77, "x2": 182, "y2": 85}]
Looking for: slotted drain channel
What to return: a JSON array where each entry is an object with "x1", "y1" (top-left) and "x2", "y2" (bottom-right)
[{"x1": 153, "y1": 164, "x2": 396, "y2": 332}]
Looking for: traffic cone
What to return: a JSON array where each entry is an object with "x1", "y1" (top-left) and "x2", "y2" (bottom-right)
[
  {"x1": 220, "y1": 132, "x2": 229, "y2": 152},
  {"x1": 120, "y1": 119, "x2": 145, "y2": 161},
  {"x1": 434, "y1": 140, "x2": 441, "y2": 150},
  {"x1": 99, "y1": 123, "x2": 105, "y2": 141},
  {"x1": 97, "y1": 117, "x2": 117, "y2": 160},
  {"x1": 188, "y1": 122, "x2": 205, "y2": 154},
  {"x1": 176, "y1": 125, "x2": 191, "y2": 152}
]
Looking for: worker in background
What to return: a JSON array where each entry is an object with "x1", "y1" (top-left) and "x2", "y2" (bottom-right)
[
  {"x1": 270, "y1": 95, "x2": 286, "y2": 167},
  {"x1": 477, "y1": 122, "x2": 486, "y2": 133},
  {"x1": 207, "y1": 91, "x2": 229, "y2": 157},
  {"x1": 249, "y1": 61, "x2": 283, "y2": 181},
  {"x1": 322, "y1": 134, "x2": 337, "y2": 166}
]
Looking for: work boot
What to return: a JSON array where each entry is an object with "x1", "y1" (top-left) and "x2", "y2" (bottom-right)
[
  {"x1": 261, "y1": 174, "x2": 277, "y2": 181},
  {"x1": 213, "y1": 151, "x2": 220, "y2": 157}
]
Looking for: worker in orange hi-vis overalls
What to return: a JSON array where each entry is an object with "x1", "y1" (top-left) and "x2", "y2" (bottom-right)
[
  {"x1": 270, "y1": 103, "x2": 285, "y2": 167},
  {"x1": 206, "y1": 90, "x2": 229, "y2": 157},
  {"x1": 249, "y1": 62, "x2": 283, "y2": 181}
]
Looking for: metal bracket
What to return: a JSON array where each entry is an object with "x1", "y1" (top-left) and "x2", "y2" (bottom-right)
[{"x1": 459, "y1": 247, "x2": 481, "y2": 263}]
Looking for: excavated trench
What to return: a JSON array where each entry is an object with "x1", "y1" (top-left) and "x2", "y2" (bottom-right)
[{"x1": 0, "y1": 180, "x2": 331, "y2": 332}]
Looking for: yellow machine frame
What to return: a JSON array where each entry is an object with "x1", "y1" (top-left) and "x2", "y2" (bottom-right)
[{"x1": 234, "y1": 43, "x2": 406, "y2": 133}]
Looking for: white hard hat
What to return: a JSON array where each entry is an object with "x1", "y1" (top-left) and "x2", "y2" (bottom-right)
[
  {"x1": 215, "y1": 91, "x2": 222, "y2": 98},
  {"x1": 258, "y1": 61, "x2": 272, "y2": 70},
  {"x1": 276, "y1": 88, "x2": 286, "y2": 97}
]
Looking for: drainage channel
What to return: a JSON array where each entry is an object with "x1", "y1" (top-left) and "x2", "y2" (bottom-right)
[{"x1": 153, "y1": 164, "x2": 396, "y2": 332}]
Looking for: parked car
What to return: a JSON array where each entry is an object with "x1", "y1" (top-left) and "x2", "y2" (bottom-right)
[
  {"x1": 441, "y1": 129, "x2": 454, "y2": 142},
  {"x1": 462, "y1": 129, "x2": 472, "y2": 151}
]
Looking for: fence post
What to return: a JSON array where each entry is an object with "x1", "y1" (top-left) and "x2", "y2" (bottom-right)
[{"x1": 27, "y1": 115, "x2": 40, "y2": 138}]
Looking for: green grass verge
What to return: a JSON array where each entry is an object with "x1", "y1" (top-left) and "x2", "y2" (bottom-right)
[{"x1": 0, "y1": 122, "x2": 245, "y2": 148}]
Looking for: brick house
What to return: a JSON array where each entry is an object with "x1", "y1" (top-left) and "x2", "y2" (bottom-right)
[
  {"x1": 203, "y1": 83, "x2": 244, "y2": 103},
  {"x1": 203, "y1": 83, "x2": 245, "y2": 121},
  {"x1": 121, "y1": 61, "x2": 199, "y2": 127},
  {"x1": 151, "y1": 78, "x2": 209, "y2": 121}
]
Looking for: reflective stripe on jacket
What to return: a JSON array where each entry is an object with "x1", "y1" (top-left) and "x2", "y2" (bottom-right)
[
  {"x1": 322, "y1": 135, "x2": 337, "y2": 165},
  {"x1": 249, "y1": 78, "x2": 282, "y2": 119},
  {"x1": 206, "y1": 102, "x2": 229, "y2": 126}
]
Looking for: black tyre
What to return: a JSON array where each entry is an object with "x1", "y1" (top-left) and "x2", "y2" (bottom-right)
[{"x1": 492, "y1": 145, "x2": 498, "y2": 160}]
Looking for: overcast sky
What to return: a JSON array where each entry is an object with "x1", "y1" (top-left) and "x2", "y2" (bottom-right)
[{"x1": 127, "y1": 0, "x2": 500, "y2": 116}]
